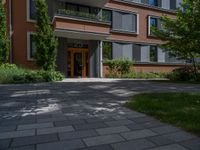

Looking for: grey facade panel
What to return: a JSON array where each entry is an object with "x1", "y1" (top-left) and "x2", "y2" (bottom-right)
[
  {"x1": 122, "y1": 14, "x2": 133, "y2": 31},
  {"x1": 141, "y1": 46, "x2": 150, "y2": 62},
  {"x1": 113, "y1": 43, "x2": 123, "y2": 59},
  {"x1": 157, "y1": 48, "x2": 165, "y2": 63},
  {"x1": 89, "y1": 41, "x2": 98, "y2": 78},
  {"x1": 112, "y1": 11, "x2": 122, "y2": 30},
  {"x1": 176, "y1": 0, "x2": 183, "y2": 8},
  {"x1": 122, "y1": 44, "x2": 133, "y2": 60},
  {"x1": 162, "y1": 0, "x2": 170, "y2": 9}
]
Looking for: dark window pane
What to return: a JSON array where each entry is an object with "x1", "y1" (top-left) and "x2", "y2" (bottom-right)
[
  {"x1": 150, "y1": 18, "x2": 157, "y2": 27},
  {"x1": 150, "y1": 46, "x2": 158, "y2": 62},
  {"x1": 103, "y1": 42, "x2": 112, "y2": 60},
  {"x1": 149, "y1": 0, "x2": 158, "y2": 6},
  {"x1": 30, "y1": 0, "x2": 36, "y2": 20},
  {"x1": 30, "y1": 35, "x2": 36, "y2": 58}
]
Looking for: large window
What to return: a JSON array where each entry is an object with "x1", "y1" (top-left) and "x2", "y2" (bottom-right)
[
  {"x1": 149, "y1": 0, "x2": 158, "y2": 6},
  {"x1": 150, "y1": 46, "x2": 158, "y2": 62},
  {"x1": 27, "y1": 33, "x2": 36, "y2": 60},
  {"x1": 29, "y1": 0, "x2": 36, "y2": 20},
  {"x1": 112, "y1": 11, "x2": 137, "y2": 33},
  {"x1": 103, "y1": 42, "x2": 112, "y2": 60}
]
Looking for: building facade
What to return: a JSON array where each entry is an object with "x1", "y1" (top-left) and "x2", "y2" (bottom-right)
[{"x1": 4, "y1": 0, "x2": 184, "y2": 78}]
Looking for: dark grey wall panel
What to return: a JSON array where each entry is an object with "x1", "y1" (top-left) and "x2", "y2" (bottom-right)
[
  {"x1": 133, "y1": 45, "x2": 141, "y2": 62},
  {"x1": 122, "y1": 44, "x2": 133, "y2": 60},
  {"x1": 112, "y1": 11, "x2": 122, "y2": 30},
  {"x1": 89, "y1": 41, "x2": 98, "y2": 77},
  {"x1": 56, "y1": 37, "x2": 68, "y2": 76},
  {"x1": 113, "y1": 43, "x2": 123, "y2": 59}
]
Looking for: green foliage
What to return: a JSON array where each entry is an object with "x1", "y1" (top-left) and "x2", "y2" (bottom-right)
[
  {"x1": 0, "y1": 1, "x2": 9, "y2": 63},
  {"x1": 107, "y1": 72, "x2": 167, "y2": 79},
  {"x1": 167, "y1": 66, "x2": 200, "y2": 81},
  {"x1": 153, "y1": 0, "x2": 200, "y2": 60},
  {"x1": 105, "y1": 59, "x2": 133, "y2": 76},
  {"x1": 34, "y1": 0, "x2": 58, "y2": 71},
  {"x1": 152, "y1": 0, "x2": 200, "y2": 78},
  {"x1": 126, "y1": 93, "x2": 200, "y2": 136},
  {"x1": 103, "y1": 42, "x2": 112, "y2": 60},
  {"x1": 0, "y1": 63, "x2": 64, "y2": 84}
]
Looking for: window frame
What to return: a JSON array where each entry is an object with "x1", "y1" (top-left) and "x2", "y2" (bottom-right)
[
  {"x1": 27, "y1": 0, "x2": 36, "y2": 22},
  {"x1": 27, "y1": 32, "x2": 36, "y2": 61}
]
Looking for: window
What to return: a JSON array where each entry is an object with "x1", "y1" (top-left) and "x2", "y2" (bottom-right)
[
  {"x1": 29, "y1": 0, "x2": 36, "y2": 20},
  {"x1": 149, "y1": 0, "x2": 158, "y2": 6},
  {"x1": 103, "y1": 42, "x2": 112, "y2": 60},
  {"x1": 150, "y1": 46, "x2": 158, "y2": 62},
  {"x1": 27, "y1": 33, "x2": 36, "y2": 60},
  {"x1": 148, "y1": 16, "x2": 161, "y2": 36},
  {"x1": 112, "y1": 11, "x2": 137, "y2": 33}
]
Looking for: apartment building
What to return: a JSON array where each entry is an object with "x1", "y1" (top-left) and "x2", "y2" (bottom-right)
[{"x1": 4, "y1": 0, "x2": 184, "y2": 78}]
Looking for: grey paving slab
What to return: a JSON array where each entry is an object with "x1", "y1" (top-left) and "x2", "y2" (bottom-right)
[
  {"x1": 0, "y1": 130, "x2": 35, "y2": 140},
  {"x1": 59, "y1": 130, "x2": 98, "y2": 140},
  {"x1": 147, "y1": 135, "x2": 174, "y2": 146},
  {"x1": 0, "y1": 139, "x2": 11, "y2": 149},
  {"x1": 79, "y1": 145, "x2": 113, "y2": 150},
  {"x1": 148, "y1": 144, "x2": 189, "y2": 150},
  {"x1": 105, "y1": 119, "x2": 134, "y2": 127},
  {"x1": 96, "y1": 126, "x2": 130, "y2": 135},
  {"x1": 74, "y1": 123, "x2": 107, "y2": 130},
  {"x1": 54, "y1": 119, "x2": 86, "y2": 127},
  {"x1": 17, "y1": 122, "x2": 53, "y2": 130},
  {"x1": 163, "y1": 131, "x2": 196, "y2": 142},
  {"x1": 151, "y1": 125, "x2": 180, "y2": 134},
  {"x1": 11, "y1": 134, "x2": 58, "y2": 147},
  {"x1": 0, "y1": 126, "x2": 16, "y2": 133},
  {"x1": 37, "y1": 126, "x2": 74, "y2": 135},
  {"x1": 111, "y1": 139, "x2": 156, "y2": 150},
  {"x1": 37, "y1": 139, "x2": 85, "y2": 150},
  {"x1": 5, "y1": 145, "x2": 35, "y2": 150},
  {"x1": 120, "y1": 129, "x2": 157, "y2": 140},
  {"x1": 126, "y1": 124, "x2": 146, "y2": 131},
  {"x1": 180, "y1": 138, "x2": 200, "y2": 150},
  {"x1": 83, "y1": 134, "x2": 125, "y2": 147}
]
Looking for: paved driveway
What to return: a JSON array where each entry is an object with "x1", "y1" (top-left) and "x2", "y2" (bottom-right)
[{"x1": 0, "y1": 79, "x2": 200, "y2": 150}]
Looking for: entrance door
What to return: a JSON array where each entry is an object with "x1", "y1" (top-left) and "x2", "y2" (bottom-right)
[
  {"x1": 67, "y1": 48, "x2": 89, "y2": 78},
  {"x1": 74, "y1": 52, "x2": 83, "y2": 77}
]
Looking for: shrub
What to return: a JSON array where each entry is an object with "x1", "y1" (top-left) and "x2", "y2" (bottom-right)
[
  {"x1": 106, "y1": 72, "x2": 167, "y2": 79},
  {"x1": 105, "y1": 59, "x2": 133, "y2": 76},
  {"x1": 0, "y1": 63, "x2": 64, "y2": 84},
  {"x1": 167, "y1": 66, "x2": 200, "y2": 81}
]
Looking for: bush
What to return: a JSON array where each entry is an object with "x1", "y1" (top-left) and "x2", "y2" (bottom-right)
[
  {"x1": 105, "y1": 59, "x2": 133, "y2": 76},
  {"x1": 0, "y1": 63, "x2": 64, "y2": 84},
  {"x1": 167, "y1": 66, "x2": 200, "y2": 81},
  {"x1": 106, "y1": 72, "x2": 167, "y2": 79}
]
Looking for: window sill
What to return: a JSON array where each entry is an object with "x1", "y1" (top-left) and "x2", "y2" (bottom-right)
[{"x1": 111, "y1": 29, "x2": 138, "y2": 35}]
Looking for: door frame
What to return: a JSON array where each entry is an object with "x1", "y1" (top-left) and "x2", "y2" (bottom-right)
[{"x1": 68, "y1": 48, "x2": 89, "y2": 78}]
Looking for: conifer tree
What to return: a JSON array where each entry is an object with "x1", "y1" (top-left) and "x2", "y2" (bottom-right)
[
  {"x1": 34, "y1": 0, "x2": 58, "y2": 71},
  {"x1": 0, "y1": 0, "x2": 9, "y2": 64}
]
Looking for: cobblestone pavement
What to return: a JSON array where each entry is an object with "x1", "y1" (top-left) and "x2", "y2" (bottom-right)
[{"x1": 0, "y1": 79, "x2": 200, "y2": 150}]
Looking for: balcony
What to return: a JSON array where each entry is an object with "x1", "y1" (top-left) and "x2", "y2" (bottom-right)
[
  {"x1": 58, "y1": 0, "x2": 109, "y2": 7},
  {"x1": 56, "y1": 9, "x2": 111, "y2": 24},
  {"x1": 53, "y1": 9, "x2": 111, "y2": 40}
]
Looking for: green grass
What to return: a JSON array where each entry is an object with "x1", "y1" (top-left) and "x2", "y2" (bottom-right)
[{"x1": 125, "y1": 93, "x2": 200, "y2": 136}]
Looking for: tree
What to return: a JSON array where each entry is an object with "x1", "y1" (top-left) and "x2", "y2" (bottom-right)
[
  {"x1": 152, "y1": 0, "x2": 200, "y2": 78},
  {"x1": 0, "y1": 0, "x2": 9, "y2": 64},
  {"x1": 34, "y1": 0, "x2": 58, "y2": 71}
]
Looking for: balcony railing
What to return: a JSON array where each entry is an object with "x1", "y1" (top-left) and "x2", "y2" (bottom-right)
[{"x1": 56, "y1": 9, "x2": 111, "y2": 24}]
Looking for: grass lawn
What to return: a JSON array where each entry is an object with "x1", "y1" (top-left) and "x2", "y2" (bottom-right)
[{"x1": 125, "y1": 93, "x2": 200, "y2": 136}]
